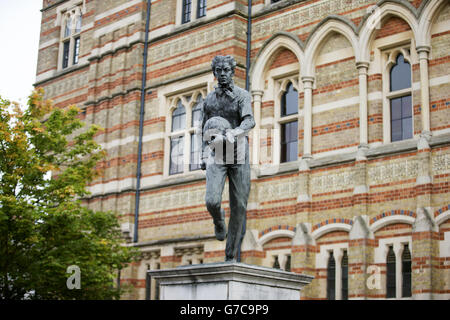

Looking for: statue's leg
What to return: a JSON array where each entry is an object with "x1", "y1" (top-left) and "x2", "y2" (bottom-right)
[
  {"x1": 205, "y1": 163, "x2": 227, "y2": 239},
  {"x1": 225, "y1": 162, "x2": 251, "y2": 261}
]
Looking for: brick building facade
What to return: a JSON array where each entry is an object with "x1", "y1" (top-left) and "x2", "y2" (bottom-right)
[{"x1": 35, "y1": 0, "x2": 449, "y2": 299}]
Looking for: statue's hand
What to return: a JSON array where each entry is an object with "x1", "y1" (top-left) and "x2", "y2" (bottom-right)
[
  {"x1": 225, "y1": 130, "x2": 235, "y2": 144},
  {"x1": 200, "y1": 158, "x2": 207, "y2": 170}
]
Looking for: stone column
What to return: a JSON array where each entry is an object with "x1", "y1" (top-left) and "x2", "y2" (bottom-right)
[
  {"x1": 416, "y1": 46, "x2": 431, "y2": 135},
  {"x1": 251, "y1": 90, "x2": 264, "y2": 166},
  {"x1": 412, "y1": 208, "x2": 438, "y2": 300},
  {"x1": 334, "y1": 249, "x2": 343, "y2": 300},
  {"x1": 356, "y1": 62, "x2": 370, "y2": 148},
  {"x1": 394, "y1": 243, "x2": 404, "y2": 299},
  {"x1": 348, "y1": 215, "x2": 375, "y2": 300},
  {"x1": 301, "y1": 76, "x2": 314, "y2": 159}
]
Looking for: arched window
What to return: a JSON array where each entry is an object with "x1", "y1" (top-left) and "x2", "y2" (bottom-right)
[
  {"x1": 327, "y1": 251, "x2": 336, "y2": 300},
  {"x1": 64, "y1": 16, "x2": 72, "y2": 38},
  {"x1": 386, "y1": 245, "x2": 396, "y2": 298},
  {"x1": 61, "y1": 8, "x2": 82, "y2": 69},
  {"x1": 341, "y1": 250, "x2": 348, "y2": 300},
  {"x1": 75, "y1": 13, "x2": 82, "y2": 34},
  {"x1": 272, "y1": 256, "x2": 280, "y2": 269},
  {"x1": 190, "y1": 96, "x2": 203, "y2": 171},
  {"x1": 172, "y1": 100, "x2": 186, "y2": 132},
  {"x1": 281, "y1": 82, "x2": 298, "y2": 116},
  {"x1": 170, "y1": 101, "x2": 186, "y2": 175},
  {"x1": 402, "y1": 244, "x2": 412, "y2": 298},
  {"x1": 280, "y1": 82, "x2": 298, "y2": 163},
  {"x1": 285, "y1": 254, "x2": 291, "y2": 272},
  {"x1": 191, "y1": 95, "x2": 202, "y2": 127},
  {"x1": 389, "y1": 54, "x2": 412, "y2": 142}
]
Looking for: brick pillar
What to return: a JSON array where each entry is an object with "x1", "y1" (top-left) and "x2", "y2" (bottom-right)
[
  {"x1": 412, "y1": 135, "x2": 438, "y2": 299},
  {"x1": 296, "y1": 158, "x2": 311, "y2": 223},
  {"x1": 416, "y1": 134, "x2": 433, "y2": 211},
  {"x1": 412, "y1": 208, "x2": 439, "y2": 299},
  {"x1": 292, "y1": 223, "x2": 317, "y2": 299},
  {"x1": 348, "y1": 215, "x2": 375, "y2": 299},
  {"x1": 240, "y1": 229, "x2": 264, "y2": 266},
  {"x1": 160, "y1": 246, "x2": 177, "y2": 269},
  {"x1": 353, "y1": 146, "x2": 369, "y2": 217}
]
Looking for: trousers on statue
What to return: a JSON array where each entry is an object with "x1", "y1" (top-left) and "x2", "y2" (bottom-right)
[{"x1": 205, "y1": 161, "x2": 251, "y2": 261}]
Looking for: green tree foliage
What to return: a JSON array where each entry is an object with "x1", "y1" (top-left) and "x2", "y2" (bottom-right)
[{"x1": 0, "y1": 90, "x2": 138, "y2": 299}]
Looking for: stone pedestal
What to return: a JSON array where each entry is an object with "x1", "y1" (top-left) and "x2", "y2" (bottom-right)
[{"x1": 148, "y1": 262, "x2": 313, "y2": 300}]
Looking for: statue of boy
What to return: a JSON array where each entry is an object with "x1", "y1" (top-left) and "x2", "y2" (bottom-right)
[{"x1": 200, "y1": 55, "x2": 255, "y2": 262}]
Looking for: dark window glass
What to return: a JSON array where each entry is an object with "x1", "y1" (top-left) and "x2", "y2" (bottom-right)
[
  {"x1": 281, "y1": 82, "x2": 298, "y2": 116},
  {"x1": 73, "y1": 37, "x2": 80, "y2": 65},
  {"x1": 169, "y1": 136, "x2": 184, "y2": 175},
  {"x1": 327, "y1": 251, "x2": 336, "y2": 300},
  {"x1": 190, "y1": 133, "x2": 202, "y2": 171},
  {"x1": 386, "y1": 245, "x2": 396, "y2": 298},
  {"x1": 390, "y1": 54, "x2": 411, "y2": 92},
  {"x1": 342, "y1": 250, "x2": 348, "y2": 300},
  {"x1": 172, "y1": 101, "x2": 186, "y2": 132},
  {"x1": 285, "y1": 255, "x2": 291, "y2": 272},
  {"x1": 271, "y1": 0, "x2": 282, "y2": 3},
  {"x1": 192, "y1": 96, "x2": 203, "y2": 127},
  {"x1": 62, "y1": 41, "x2": 70, "y2": 69},
  {"x1": 390, "y1": 95, "x2": 412, "y2": 142},
  {"x1": 197, "y1": 0, "x2": 207, "y2": 18},
  {"x1": 281, "y1": 121, "x2": 298, "y2": 163},
  {"x1": 272, "y1": 256, "x2": 280, "y2": 269},
  {"x1": 402, "y1": 244, "x2": 412, "y2": 298},
  {"x1": 182, "y1": 0, "x2": 192, "y2": 24}
]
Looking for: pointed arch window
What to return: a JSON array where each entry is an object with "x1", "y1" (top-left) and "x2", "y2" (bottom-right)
[
  {"x1": 60, "y1": 7, "x2": 83, "y2": 70},
  {"x1": 341, "y1": 250, "x2": 348, "y2": 300},
  {"x1": 167, "y1": 90, "x2": 206, "y2": 176},
  {"x1": 75, "y1": 13, "x2": 82, "y2": 34},
  {"x1": 327, "y1": 251, "x2": 336, "y2": 300},
  {"x1": 280, "y1": 81, "x2": 298, "y2": 163},
  {"x1": 389, "y1": 53, "x2": 412, "y2": 142},
  {"x1": 190, "y1": 96, "x2": 203, "y2": 171},
  {"x1": 170, "y1": 101, "x2": 186, "y2": 175},
  {"x1": 402, "y1": 244, "x2": 412, "y2": 298},
  {"x1": 172, "y1": 100, "x2": 186, "y2": 132},
  {"x1": 386, "y1": 245, "x2": 396, "y2": 298}
]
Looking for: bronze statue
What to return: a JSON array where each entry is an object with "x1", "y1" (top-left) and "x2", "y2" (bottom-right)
[{"x1": 200, "y1": 55, "x2": 255, "y2": 262}]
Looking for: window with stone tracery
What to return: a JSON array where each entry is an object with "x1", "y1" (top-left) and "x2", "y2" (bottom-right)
[
  {"x1": 167, "y1": 89, "x2": 206, "y2": 176},
  {"x1": 60, "y1": 6, "x2": 83, "y2": 70}
]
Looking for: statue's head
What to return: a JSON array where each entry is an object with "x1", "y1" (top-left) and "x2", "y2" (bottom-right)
[{"x1": 211, "y1": 55, "x2": 236, "y2": 87}]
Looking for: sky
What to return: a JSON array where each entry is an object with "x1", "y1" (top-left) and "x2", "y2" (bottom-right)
[{"x1": 0, "y1": 0, "x2": 43, "y2": 104}]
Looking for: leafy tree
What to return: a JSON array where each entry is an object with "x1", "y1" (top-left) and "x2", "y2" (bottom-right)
[{"x1": 0, "y1": 90, "x2": 138, "y2": 299}]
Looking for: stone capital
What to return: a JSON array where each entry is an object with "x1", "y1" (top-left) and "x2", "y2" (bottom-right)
[{"x1": 356, "y1": 61, "x2": 370, "y2": 74}]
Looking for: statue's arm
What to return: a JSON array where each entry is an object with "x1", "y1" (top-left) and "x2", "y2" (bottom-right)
[{"x1": 227, "y1": 91, "x2": 255, "y2": 140}]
